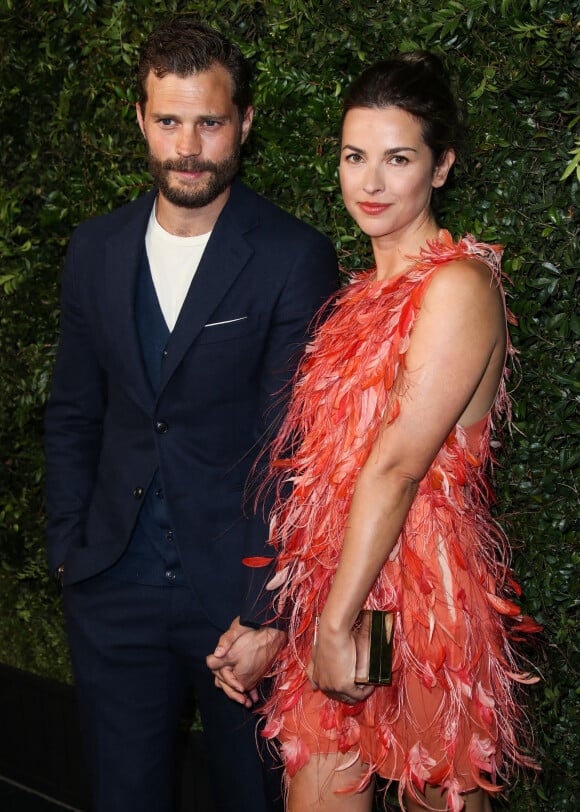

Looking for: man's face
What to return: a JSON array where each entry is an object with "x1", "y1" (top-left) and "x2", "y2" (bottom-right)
[{"x1": 137, "y1": 65, "x2": 253, "y2": 210}]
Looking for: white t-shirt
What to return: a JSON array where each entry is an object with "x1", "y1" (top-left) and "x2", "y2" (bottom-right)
[{"x1": 145, "y1": 204, "x2": 211, "y2": 331}]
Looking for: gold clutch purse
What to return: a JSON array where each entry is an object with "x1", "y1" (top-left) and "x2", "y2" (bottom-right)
[{"x1": 353, "y1": 609, "x2": 394, "y2": 686}]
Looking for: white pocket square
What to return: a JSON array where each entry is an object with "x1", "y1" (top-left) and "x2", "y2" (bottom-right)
[{"x1": 204, "y1": 316, "x2": 248, "y2": 328}]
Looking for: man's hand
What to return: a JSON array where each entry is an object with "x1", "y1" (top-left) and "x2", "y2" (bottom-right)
[{"x1": 206, "y1": 616, "x2": 286, "y2": 708}]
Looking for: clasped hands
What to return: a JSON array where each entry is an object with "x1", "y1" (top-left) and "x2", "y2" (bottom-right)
[
  {"x1": 207, "y1": 616, "x2": 374, "y2": 707},
  {"x1": 206, "y1": 616, "x2": 286, "y2": 707}
]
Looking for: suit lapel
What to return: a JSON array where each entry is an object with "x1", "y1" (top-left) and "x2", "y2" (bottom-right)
[
  {"x1": 158, "y1": 181, "x2": 256, "y2": 395},
  {"x1": 105, "y1": 191, "x2": 156, "y2": 407}
]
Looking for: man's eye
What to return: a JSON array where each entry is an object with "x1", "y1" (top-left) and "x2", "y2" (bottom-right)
[
  {"x1": 159, "y1": 118, "x2": 174, "y2": 126},
  {"x1": 203, "y1": 120, "x2": 220, "y2": 128}
]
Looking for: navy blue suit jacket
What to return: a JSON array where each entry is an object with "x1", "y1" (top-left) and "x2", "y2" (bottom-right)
[{"x1": 45, "y1": 178, "x2": 339, "y2": 629}]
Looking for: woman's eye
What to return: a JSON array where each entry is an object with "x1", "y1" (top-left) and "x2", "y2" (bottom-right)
[
  {"x1": 390, "y1": 155, "x2": 409, "y2": 166},
  {"x1": 345, "y1": 153, "x2": 363, "y2": 164}
]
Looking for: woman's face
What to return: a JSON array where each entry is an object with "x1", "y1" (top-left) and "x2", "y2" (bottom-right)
[{"x1": 339, "y1": 106, "x2": 454, "y2": 243}]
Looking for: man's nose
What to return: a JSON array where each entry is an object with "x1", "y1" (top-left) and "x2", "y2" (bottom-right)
[{"x1": 176, "y1": 126, "x2": 201, "y2": 157}]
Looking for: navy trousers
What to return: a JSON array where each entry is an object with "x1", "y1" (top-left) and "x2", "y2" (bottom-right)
[{"x1": 63, "y1": 574, "x2": 283, "y2": 812}]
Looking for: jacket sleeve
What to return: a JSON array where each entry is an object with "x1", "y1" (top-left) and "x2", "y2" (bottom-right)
[
  {"x1": 239, "y1": 233, "x2": 339, "y2": 626},
  {"x1": 44, "y1": 230, "x2": 106, "y2": 576}
]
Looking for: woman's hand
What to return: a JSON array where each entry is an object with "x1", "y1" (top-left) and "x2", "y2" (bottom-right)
[{"x1": 306, "y1": 620, "x2": 375, "y2": 705}]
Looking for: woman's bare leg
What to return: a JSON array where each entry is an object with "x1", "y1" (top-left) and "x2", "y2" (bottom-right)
[
  {"x1": 287, "y1": 752, "x2": 375, "y2": 812},
  {"x1": 404, "y1": 784, "x2": 492, "y2": 812}
]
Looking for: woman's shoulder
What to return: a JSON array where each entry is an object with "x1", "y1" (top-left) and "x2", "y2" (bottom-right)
[
  {"x1": 423, "y1": 230, "x2": 503, "y2": 274},
  {"x1": 420, "y1": 254, "x2": 505, "y2": 328},
  {"x1": 417, "y1": 230, "x2": 504, "y2": 293},
  {"x1": 430, "y1": 255, "x2": 499, "y2": 287}
]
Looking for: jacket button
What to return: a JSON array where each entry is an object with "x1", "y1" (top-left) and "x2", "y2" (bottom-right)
[
  {"x1": 155, "y1": 421, "x2": 168, "y2": 434},
  {"x1": 133, "y1": 487, "x2": 144, "y2": 499}
]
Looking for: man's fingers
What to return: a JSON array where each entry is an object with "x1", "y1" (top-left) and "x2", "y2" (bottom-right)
[
  {"x1": 206, "y1": 652, "x2": 226, "y2": 671},
  {"x1": 214, "y1": 665, "x2": 246, "y2": 692},
  {"x1": 213, "y1": 671, "x2": 254, "y2": 707},
  {"x1": 211, "y1": 616, "x2": 249, "y2": 659},
  {"x1": 212, "y1": 630, "x2": 242, "y2": 659},
  {"x1": 213, "y1": 628, "x2": 241, "y2": 657}
]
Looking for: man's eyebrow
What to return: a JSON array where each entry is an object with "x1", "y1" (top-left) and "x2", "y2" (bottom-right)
[{"x1": 151, "y1": 112, "x2": 231, "y2": 121}]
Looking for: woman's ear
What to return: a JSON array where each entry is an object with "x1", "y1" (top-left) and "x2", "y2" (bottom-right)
[{"x1": 432, "y1": 149, "x2": 456, "y2": 188}]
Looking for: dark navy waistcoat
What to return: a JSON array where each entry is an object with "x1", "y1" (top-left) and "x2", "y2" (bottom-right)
[{"x1": 108, "y1": 251, "x2": 185, "y2": 586}]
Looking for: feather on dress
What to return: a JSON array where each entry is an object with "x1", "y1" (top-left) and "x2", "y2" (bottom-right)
[{"x1": 249, "y1": 232, "x2": 540, "y2": 811}]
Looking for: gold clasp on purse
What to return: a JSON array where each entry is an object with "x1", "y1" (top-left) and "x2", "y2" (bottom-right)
[{"x1": 353, "y1": 609, "x2": 394, "y2": 686}]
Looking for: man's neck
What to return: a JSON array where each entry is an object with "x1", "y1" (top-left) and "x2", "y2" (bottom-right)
[{"x1": 155, "y1": 187, "x2": 231, "y2": 237}]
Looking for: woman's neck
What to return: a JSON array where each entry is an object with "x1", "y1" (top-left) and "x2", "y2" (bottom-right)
[{"x1": 372, "y1": 220, "x2": 441, "y2": 282}]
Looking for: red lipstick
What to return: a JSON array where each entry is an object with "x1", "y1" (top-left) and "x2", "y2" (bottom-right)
[{"x1": 358, "y1": 202, "x2": 390, "y2": 215}]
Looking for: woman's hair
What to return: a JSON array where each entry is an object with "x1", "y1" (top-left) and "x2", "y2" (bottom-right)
[
  {"x1": 342, "y1": 52, "x2": 462, "y2": 166},
  {"x1": 137, "y1": 17, "x2": 252, "y2": 119}
]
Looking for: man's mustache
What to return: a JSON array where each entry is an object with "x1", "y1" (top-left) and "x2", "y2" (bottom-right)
[{"x1": 162, "y1": 158, "x2": 216, "y2": 173}]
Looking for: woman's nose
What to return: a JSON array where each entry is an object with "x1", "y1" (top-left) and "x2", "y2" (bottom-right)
[{"x1": 362, "y1": 165, "x2": 385, "y2": 195}]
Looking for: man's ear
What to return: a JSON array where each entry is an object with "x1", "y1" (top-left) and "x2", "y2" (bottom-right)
[
  {"x1": 240, "y1": 106, "x2": 254, "y2": 144},
  {"x1": 136, "y1": 102, "x2": 146, "y2": 138},
  {"x1": 432, "y1": 149, "x2": 456, "y2": 188}
]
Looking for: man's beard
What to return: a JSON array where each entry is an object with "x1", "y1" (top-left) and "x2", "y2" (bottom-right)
[{"x1": 146, "y1": 142, "x2": 241, "y2": 209}]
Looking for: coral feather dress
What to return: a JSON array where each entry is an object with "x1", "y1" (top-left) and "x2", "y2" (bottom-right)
[{"x1": 252, "y1": 232, "x2": 540, "y2": 810}]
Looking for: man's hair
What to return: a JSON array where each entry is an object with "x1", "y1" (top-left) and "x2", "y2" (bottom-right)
[{"x1": 137, "y1": 17, "x2": 252, "y2": 119}]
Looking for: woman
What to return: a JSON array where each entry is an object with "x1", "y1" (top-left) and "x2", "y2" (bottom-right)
[{"x1": 244, "y1": 53, "x2": 540, "y2": 811}]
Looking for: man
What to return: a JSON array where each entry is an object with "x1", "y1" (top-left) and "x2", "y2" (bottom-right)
[{"x1": 44, "y1": 17, "x2": 338, "y2": 812}]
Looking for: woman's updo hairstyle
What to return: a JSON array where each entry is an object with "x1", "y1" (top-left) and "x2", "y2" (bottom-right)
[{"x1": 341, "y1": 52, "x2": 463, "y2": 167}]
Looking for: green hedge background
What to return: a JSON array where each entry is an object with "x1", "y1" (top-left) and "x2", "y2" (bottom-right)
[{"x1": 0, "y1": 0, "x2": 577, "y2": 809}]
